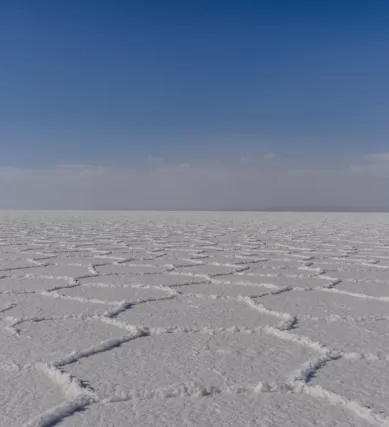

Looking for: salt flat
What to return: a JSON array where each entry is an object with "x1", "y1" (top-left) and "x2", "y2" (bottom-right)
[{"x1": 1, "y1": 211, "x2": 389, "y2": 426}]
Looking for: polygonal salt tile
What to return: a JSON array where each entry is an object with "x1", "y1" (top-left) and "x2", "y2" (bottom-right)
[
  {"x1": 117, "y1": 296, "x2": 279, "y2": 329},
  {"x1": 0, "y1": 260, "x2": 36, "y2": 272},
  {"x1": 67, "y1": 331, "x2": 315, "y2": 399},
  {"x1": 52, "y1": 254, "x2": 113, "y2": 266},
  {"x1": 243, "y1": 265, "x2": 310, "y2": 276},
  {"x1": 117, "y1": 258, "x2": 197, "y2": 268},
  {"x1": 0, "y1": 318, "x2": 124, "y2": 366},
  {"x1": 59, "y1": 284, "x2": 170, "y2": 303},
  {"x1": 261, "y1": 289, "x2": 389, "y2": 318},
  {"x1": 259, "y1": 259, "x2": 308, "y2": 269},
  {"x1": 337, "y1": 280, "x2": 389, "y2": 297},
  {"x1": 0, "y1": 366, "x2": 65, "y2": 426},
  {"x1": 0, "y1": 252, "x2": 53, "y2": 263},
  {"x1": 9, "y1": 264, "x2": 93, "y2": 278},
  {"x1": 311, "y1": 358, "x2": 389, "y2": 418},
  {"x1": 323, "y1": 269, "x2": 389, "y2": 282},
  {"x1": 79, "y1": 273, "x2": 205, "y2": 287},
  {"x1": 173, "y1": 265, "x2": 237, "y2": 276},
  {"x1": 177, "y1": 282, "x2": 273, "y2": 297},
  {"x1": 98, "y1": 264, "x2": 168, "y2": 275},
  {"x1": 296, "y1": 318, "x2": 389, "y2": 354},
  {"x1": 214, "y1": 273, "x2": 328, "y2": 290},
  {"x1": 0, "y1": 293, "x2": 112, "y2": 319},
  {"x1": 59, "y1": 391, "x2": 370, "y2": 427},
  {"x1": 0, "y1": 276, "x2": 70, "y2": 292}
]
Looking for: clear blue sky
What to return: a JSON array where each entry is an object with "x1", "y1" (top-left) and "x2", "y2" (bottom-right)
[{"x1": 0, "y1": 0, "x2": 388, "y2": 168}]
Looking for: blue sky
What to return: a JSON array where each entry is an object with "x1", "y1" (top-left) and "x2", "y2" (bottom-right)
[{"x1": 0, "y1": 1, "x2": 389, "y2": 209}]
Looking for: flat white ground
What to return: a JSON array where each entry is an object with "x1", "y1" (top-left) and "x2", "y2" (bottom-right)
[{"x1": 1, "y1": 211, "x2": 389, "y2": 426}]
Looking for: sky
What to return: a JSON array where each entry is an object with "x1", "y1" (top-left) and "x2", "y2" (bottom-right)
[{"x1": 0, "y1": 0, "x2": 389, "y2": 210}]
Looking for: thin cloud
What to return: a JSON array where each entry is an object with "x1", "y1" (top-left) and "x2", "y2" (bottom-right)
[{"x1": 263, "y1": 152, "x2": 277, "y2": 160}]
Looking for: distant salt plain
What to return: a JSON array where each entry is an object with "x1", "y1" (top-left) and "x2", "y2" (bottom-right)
[{"x1": 1, "y1": 210, "x2": 389, "y2": 426}]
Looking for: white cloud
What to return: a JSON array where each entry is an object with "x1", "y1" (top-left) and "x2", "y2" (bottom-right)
[{"x1": 0, "y1": 154, "x2": 389, "y2": 210}]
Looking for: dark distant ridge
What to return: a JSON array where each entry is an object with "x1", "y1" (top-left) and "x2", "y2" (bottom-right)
[
  {"x1": 1, "y1": 207, "x2": 389, "y2": 213},
  {"x1": 260, "y1": 207, "x2": 389, "y2": 213}
]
